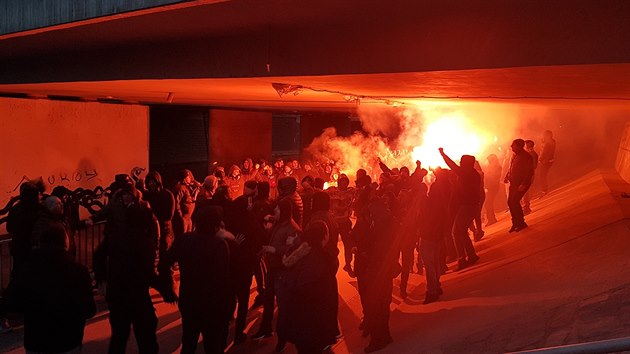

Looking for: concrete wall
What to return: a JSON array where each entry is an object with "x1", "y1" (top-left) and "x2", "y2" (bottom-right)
[
  {"x1": 616, "y1": 123, "x2": 630, "y2": 184},
  {"x1": 209, "y1": 109, "x2": 272, "y2": 170},
  {"x1": 1, "y1": 0, "x2": 184, "y2": 35},
  {"x1": 0, "y1": 97, "x2": 149, "y2": 233}
]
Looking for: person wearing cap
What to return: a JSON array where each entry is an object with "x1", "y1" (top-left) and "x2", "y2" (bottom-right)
[{"x1": 439, "y1": 148, "x2": 481, "y2": 271}]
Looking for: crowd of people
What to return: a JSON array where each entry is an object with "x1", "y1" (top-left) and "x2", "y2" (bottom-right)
[{"x1": 0, "y1": 130, "x2": 555, "y2": 353}]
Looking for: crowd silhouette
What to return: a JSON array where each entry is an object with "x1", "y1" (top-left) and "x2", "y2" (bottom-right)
[{"x1": 0, "y1": 130, "x2": 555, "y2": 354}]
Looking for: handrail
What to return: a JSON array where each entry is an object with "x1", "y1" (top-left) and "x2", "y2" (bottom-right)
[
  {"x1": 0, "y1": 221, "x2": 106, "y2": 295},
  {"x1": 508, "y1": 336, "x2": 630, "y2": 354}
]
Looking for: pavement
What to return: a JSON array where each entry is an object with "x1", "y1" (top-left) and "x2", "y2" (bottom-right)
[{"x1": 2, "y1": 168, "x2": 630, "y2": 353}]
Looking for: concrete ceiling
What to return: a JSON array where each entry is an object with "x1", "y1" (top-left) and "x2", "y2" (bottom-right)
[
  {"x1": 1, "y1": 0, "x2": 630, "y2": 110},
  {"x1": 1, "y1": 63, "x2": 629, "y2": 110}
]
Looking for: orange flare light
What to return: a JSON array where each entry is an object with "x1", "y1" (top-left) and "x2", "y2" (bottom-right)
[{"x1": 412, "y1": 113, "x2": 494, "y2": 168}]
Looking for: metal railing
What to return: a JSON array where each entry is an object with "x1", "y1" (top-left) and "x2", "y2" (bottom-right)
[
  {"x1": 0, "y1": 221, "x2": 106, "y2": 296},
  {"x1": 75, "y1": 221, "x2": 106, "y2": 273}
]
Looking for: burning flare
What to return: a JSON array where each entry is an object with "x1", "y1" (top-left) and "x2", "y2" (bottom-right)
[
  {"x1": 412, "y1": 113, "x2": 494, "y2": 168},
  {"x1": 307, "y1": 102, "x2": 519, "y2": 183}
]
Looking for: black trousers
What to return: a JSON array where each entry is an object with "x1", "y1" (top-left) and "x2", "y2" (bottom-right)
[
  {"x1": 259, "y1": 268, "x2": 278, "y2": 333},
  {"x1": 485, "y1": 187, "x2": 499, "y2": 223},
  {"x1": 508, "y1": 185, "x2": 528, "y2": 226},
  {"x1": 234, "y1": 272, "x2": 253, "y2": 335},
  {"x1": 337, "y1": 218, "x2": 353, "y2": 267},
  {"x1": 181, "y1": 309, "x2": 229, "y2": 354},
  {"x1": 253, "y1": 256, "x2": 266, "y2": 296},
  {"x1": 108, "y1": 296, "x2": 158, "y2": 354},
  {"x1": 363, "y1": 273, "x2": 393, "y2": 343},
  {"x1": 451, "y1": 204, "x2": 478, "y2": 261}
]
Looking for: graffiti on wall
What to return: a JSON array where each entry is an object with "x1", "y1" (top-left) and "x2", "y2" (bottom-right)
[
  {"x1": 7, "y1": 169, "x2": 100, "y2": 194},
  {"x1": 1, "y1": 166, "x2": 146, "y2": 228}
]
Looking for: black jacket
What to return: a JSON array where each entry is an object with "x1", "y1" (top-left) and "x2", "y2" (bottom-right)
[
  {"x1": 11, "y1": 248, "x2": 95, "y2": 352},
  {"x1": 93, "y1": 199, "x2": 162, "y2": 303},
  {"x1": 7, "y1": 201, "x2": 44, "y2": 261},
  {"x1": 159, "y1": 231, "x2": 231, "y2": 315},
  {"x1": 507, "y1": 150, "x2": 535, "y2": 188},
  {"x1": 278, "y1": 244, "x2": 338, "y2": 349}
]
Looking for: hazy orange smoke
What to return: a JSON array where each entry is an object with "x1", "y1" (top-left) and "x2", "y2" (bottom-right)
[{"x1": 307, "y1": 101, "x2": 522, "y2": 182}]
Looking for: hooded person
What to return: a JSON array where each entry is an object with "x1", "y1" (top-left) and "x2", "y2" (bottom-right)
[
  {"x1": 278, "y1": 176, "x2": 304, "y2": 227},
  {"x1": 439, "y1": 149, "x2": 481, "y2": 271},
  {"x1": 144, "y1": 171, "x2": 176, "y2": 260},
  {"x1": 260, "y1": 165, "x2": 278, "y2": 200},
  {"x1": 196, "y1": 175, "x2": 218, "y2": 204},
  {"x1": 51, "y1": 185, "x2": 84, "y2": 233},
  {"x1": 172, "y1": 169, "x2": 197, "y2": 239},
  {"x1": 278, "y1": 221, "x2": 339, "y2": 353},
  {"x1": 214, "y1": 166, "x2": 227, "y2": 186},
  {"x1": 305, "y1": 191, "x2": 342, "y2": 341},
  {"x1": 242, "y1": 158, "x2": 259, "y2": 182},
  {"x1": 225, "y1": 165, "x2": 245, "y2": 199},
  {"x1": 159, "y1": 205, "x2": 232, "y2": 353}
]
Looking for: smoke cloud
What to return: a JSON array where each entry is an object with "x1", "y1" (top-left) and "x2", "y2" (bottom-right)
[{"x1": 307, "y1": 101, "x2": 526, "y2": 180}]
